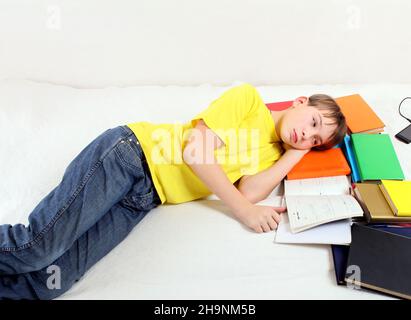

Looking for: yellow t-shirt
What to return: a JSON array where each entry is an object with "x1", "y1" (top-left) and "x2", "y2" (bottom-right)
[{"x1": 127, "y1": 83, "x2": 284, "y2": 204}]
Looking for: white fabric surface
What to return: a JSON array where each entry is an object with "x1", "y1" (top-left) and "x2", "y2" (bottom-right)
[
  {"x1": 1, "y1": 79, "x2": 410, "y2": 299},
  {"x1": 2, "y1": 1, "x2": 411, "y2": 86}
]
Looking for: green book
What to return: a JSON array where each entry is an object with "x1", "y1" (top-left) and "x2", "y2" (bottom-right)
[{"x1": 351, "y1": 133, "x2": 404, "y2": 181}]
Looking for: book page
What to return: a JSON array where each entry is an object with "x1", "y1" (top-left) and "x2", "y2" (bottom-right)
[
  {"x1": 284, "y1": 175, "x2": 351, "y2": 196},
  {"x1": 275, "y1": 213, "x2": 352, "y2": 245},
  {"x1": 285, "y1": 195, "x2": 363, "y2": 233}
]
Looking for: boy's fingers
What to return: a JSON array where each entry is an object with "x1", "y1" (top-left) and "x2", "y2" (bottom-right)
[
  {"x1": 261, "y1": 222, "x2": 271, "y2": 233},
  {"x1": 254, "y1": 225, "x2": 264, "y2": 233},
  {"x1": 273, "y1": 206, "x2": 287, "y2": 212},
  {"x1": 266, "y1": 216, "x2": 277, "y2": 230},
  {"x1": 272, "y1": 213, "x2": 281, "y2": 224}
]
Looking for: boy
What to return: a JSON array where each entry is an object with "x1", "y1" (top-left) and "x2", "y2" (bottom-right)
[{"x1": 0, "y1": 83, "x2": 347, "y2": 299}]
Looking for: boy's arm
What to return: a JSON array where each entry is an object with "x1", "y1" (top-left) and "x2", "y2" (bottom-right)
[
  {"x1": 184, "y1": 120, "x2": 288, "y2": 233},
  {"x1": 183, "y1": 120, "x2": 253, "y2": 218},
  {"x1": 236, "y1": 145, "x2": 309, "y2": 203}
]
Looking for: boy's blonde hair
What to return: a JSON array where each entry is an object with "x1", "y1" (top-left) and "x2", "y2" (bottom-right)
[{"x1": 308, "y1": 94, "x2": 347, "y2": 151}]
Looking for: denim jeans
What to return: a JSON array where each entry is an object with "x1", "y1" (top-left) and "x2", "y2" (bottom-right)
[{"x1": 0, "y1": 125, "x2": 161, "y2": 299}]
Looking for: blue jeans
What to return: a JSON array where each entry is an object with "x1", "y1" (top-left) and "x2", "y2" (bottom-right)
[{"x1": 0, "y1": 125, "x2": 161, "y2": 299}]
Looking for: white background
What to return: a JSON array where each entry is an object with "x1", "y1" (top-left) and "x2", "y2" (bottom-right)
[{"x1": 1, "y1": 0, "x2": 411, "y2": 87}]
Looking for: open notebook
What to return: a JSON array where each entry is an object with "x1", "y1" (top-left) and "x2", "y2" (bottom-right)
[
  {"x1": 275, "y1": 213, "x2": 352, "y2": 245},
  {"x1": 284, "y1": 176, "x2": 364, "y2": 233}
]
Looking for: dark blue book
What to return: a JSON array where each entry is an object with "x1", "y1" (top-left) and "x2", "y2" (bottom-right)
[
  {"x1": 370, "y1": 224, "x2": 411, "y2": 237},
  {"x1": 331, "y1": 244, "x2": 350, "y2": 285},
  {"x1": 331, "y1": 224, "x2": 411, "y2": 286},
  {"x1": 345, "y1": 224, "x2": 411, "y2": 299}
]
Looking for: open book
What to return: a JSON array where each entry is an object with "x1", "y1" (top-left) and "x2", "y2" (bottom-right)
[
  {"x1": 284, "y1": 176, "x2": 364, "y2": 233},
  {"x1": 275, "y1": 213, "x2": 352, "y2": 245}
]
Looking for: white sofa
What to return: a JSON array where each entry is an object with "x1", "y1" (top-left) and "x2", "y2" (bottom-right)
[
  {"x1": 1, "y1": 79, "x2": 410, "y2": 299},
  {"x1": 2, "y1": 0, "x2": 411, "y2": 300}
]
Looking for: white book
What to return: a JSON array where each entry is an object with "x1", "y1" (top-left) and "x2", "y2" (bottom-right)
[
  {"x1": 275, "y1": 213, "x2": 352, "y2": 245},
  {"x1": 284, "y1": 176, "x2": 363, "y2": 233}
]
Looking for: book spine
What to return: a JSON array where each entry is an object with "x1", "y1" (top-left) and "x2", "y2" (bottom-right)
[
  {"x1": 344, "y1": 136, "x2": 361, "y2": 182},
  {"x1": 287, "y1": 168, "x2": 350, "y2": 180},
  {"x1": 378, "y1": 184, "x2": 398, "y2": 216}
]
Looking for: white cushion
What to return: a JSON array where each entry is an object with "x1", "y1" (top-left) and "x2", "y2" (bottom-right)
[{"x1": 1, "y1": 79, "x2": 410, "y2": 299}]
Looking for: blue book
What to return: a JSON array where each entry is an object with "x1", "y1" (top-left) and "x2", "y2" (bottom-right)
[
  {"x1": 331, "y1": 225, "x2": 411, "y2": 285},
  {"x1": 342, "y1": 135, "x2": 361, "y2": 182}
]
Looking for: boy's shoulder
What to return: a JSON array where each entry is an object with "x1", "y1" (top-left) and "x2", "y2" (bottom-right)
[{"x1": 230, "y1": 82, "x2": 258, "y2": 93}]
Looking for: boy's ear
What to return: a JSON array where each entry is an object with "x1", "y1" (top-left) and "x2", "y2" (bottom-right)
[{"x1": 292, "y1": 96, "x2": 308, "y2": 107}]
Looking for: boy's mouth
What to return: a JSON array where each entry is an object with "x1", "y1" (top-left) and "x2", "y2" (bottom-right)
[{"x1": 292, "y1": 129, "x2": 298, "y2": 143}]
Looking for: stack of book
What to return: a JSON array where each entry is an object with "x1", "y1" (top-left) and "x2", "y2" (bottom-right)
[
  {"x1": 333, "y1": 94, "x2": 411, "y2": 299},
  {"x1": 275, "y1": 149, "x2": 362, "y2": 245},
  {"x1": 332, "y1": 223, "x2": 411, "y2": 299},
  {"x1": 268, "y1": 94, "x2": 411, "y2": 299},
  {"x1": 354, "y1": 180, "x2": 411, "y2": 223}
]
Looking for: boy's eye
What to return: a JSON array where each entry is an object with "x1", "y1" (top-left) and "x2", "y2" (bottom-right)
[{"x1": 312, "y1": 117, "x2": 316, "y2": 127}]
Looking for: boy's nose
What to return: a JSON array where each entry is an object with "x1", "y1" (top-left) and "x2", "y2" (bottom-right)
[{"x1": 302, "y1": 128, "x2": 313, "y2": 140}]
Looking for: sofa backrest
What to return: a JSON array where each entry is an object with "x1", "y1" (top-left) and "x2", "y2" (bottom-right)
[{"x1": 1, "y1": 0, "x2": 410, "y2": 88}]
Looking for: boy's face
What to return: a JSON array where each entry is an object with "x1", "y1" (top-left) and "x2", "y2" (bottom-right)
[{"x1": 279, "y1": 97, "x2": 337, "y2": 150}]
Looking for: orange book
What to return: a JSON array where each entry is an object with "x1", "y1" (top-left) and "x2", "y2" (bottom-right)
[
  {"x1": 335, "y1": 94, "x2": 385, "y2": 134},
  {"x1": 287, "y1": 148, "x2": 351, "y2": 180}
]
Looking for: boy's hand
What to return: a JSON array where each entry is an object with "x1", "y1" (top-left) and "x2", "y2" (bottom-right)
[
  {"x1": 282, "y1": 143, "x2": 311, "y2": 160},
  {"x1": 282, "y1": 143, "x2": 311, "y2": 154},
  {"x1": 236, "y1": 204, "x2": 287, "y2": 233}
]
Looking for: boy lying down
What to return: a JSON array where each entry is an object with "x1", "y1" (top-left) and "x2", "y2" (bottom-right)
[{"x1": 0, "y1": 83, "x2": 347, "y2": 299}]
